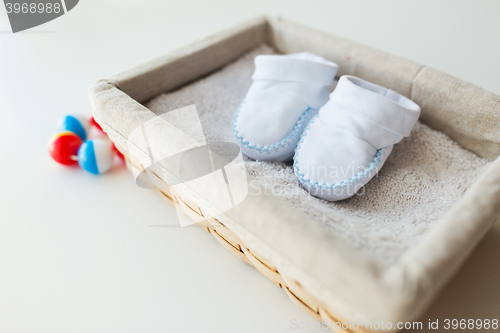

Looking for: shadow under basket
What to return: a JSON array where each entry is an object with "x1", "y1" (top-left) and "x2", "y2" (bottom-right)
[{"x1": 89, "y1": 16, "x2": 500, "y2": 333}]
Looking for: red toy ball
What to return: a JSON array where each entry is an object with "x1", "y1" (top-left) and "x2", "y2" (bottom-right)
[
  {"x1": 89, "y1": 108, "x2": 104, "y2": 132},
  {"x1": 48, "y1": 131, "x2": 83, "y2": 165},
  {"x1": 89, "y1": 115, "x2": 103, "y2": 132},
  {"x1": 112, "y1": 143, "x2": 124, "y2": 160}
]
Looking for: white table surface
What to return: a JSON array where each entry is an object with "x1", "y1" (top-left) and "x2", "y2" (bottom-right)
[{"x1": 1, "y1": 1, "x2": 499, "y2": 332}]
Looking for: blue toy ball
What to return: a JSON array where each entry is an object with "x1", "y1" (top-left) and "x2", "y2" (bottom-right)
[
  {"x1": 58, "y1": 115, "x2": 90, "y2": 140},
  {"x1": 77, "y1": 138, "x2": 113, "y2": 175}
]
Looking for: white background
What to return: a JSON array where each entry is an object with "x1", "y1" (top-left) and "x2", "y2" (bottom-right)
[{"x1": 1, "y1": 1, "x2": 499, "y2": 332}]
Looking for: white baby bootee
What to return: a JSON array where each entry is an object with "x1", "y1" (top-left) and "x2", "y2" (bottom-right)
[
  {"x1": 294, "y1": 75, "x2": 421, "y2": 201},
  {"x1": 233, "y1": 52, "x2": 338, "y2": 161}
]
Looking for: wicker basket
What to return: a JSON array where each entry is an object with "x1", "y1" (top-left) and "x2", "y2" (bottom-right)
[
  {"x1": 89, "y1": 16, "x2": 500, "y2": 332},
  {"x1": 126, "y1": 154, "x2": 346, "y2": 326}
]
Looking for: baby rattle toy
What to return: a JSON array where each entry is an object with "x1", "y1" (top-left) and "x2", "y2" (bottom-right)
[{"x1": 48, "y1": 112, "x2": 123, "y2": 175}]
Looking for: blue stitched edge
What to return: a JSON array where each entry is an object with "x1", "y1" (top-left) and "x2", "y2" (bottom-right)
[
  {"x1": 293, "y1": 115, "x2": 386, "y2": 190},
  {"x1": 232, "y1": 98, "x2": 316, "y2": 154}
]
